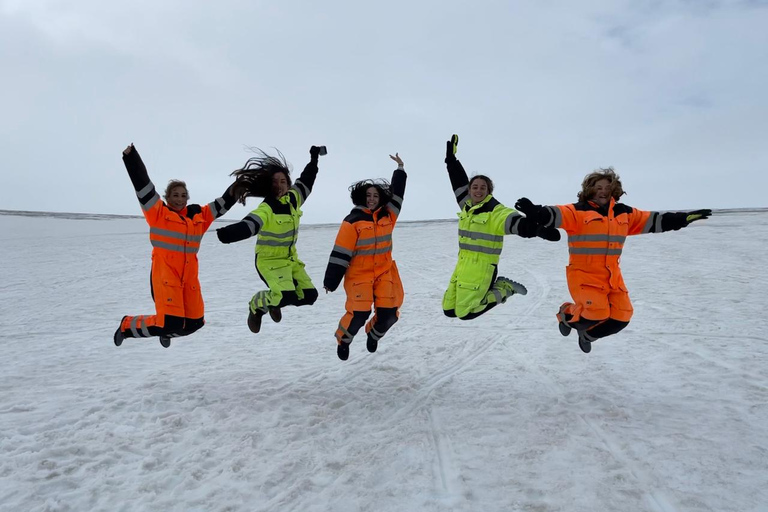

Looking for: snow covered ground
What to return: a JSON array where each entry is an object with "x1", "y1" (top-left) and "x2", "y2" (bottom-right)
[{"x1": 1, "y1": 209, "x2": 766, "y2": 512}]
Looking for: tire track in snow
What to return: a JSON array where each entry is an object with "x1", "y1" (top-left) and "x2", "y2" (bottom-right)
[
  {"x1": 384, "y1": 265, "x2": 550, "y2": 425},
  {"x1": 513, "y1": 355, "x2": 681, "y2": 512},
  {"x1": 426, "y1": 407, "x2": 463, "y2": 504}
]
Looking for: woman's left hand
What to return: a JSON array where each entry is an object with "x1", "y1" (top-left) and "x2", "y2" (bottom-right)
[{"x1": 389, "y1": 153, "x2": 404, "y2": 166}]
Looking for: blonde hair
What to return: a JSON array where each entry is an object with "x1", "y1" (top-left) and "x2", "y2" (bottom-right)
[
  {"x1": 164, "y1": 180, "x2": 188, "y2": 200},
  {"x1": 577, "y1": 167, "x2": 625, "y2": 203}
]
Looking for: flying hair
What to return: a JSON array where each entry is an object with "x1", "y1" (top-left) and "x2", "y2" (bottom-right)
[
  {"x1": 577, "y1": 167, "x2": 625, "y2": 203},
  {"x1": 229, "y1": 147, "x2": 292, "y2": 203}
]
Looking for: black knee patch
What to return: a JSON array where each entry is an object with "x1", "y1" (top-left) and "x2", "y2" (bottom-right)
[
  {"x1": 347, "y1": 310, "x2": 372, "y2": 336},
  {"x1": 374, "y1": 307, "x2": 399, "y2": 331},
  {"x1": 159, "y1": 315, "x2": 185, "y2": 337},
  {"x1": 183, "y1": 317, "x2": 205, "y2": 336},
  {"x1": 299, "y1": 288, "x2": 318, "y2": 306},
  {"x1": 588, "y1": 318, "x2": 629, "y2": 340}
]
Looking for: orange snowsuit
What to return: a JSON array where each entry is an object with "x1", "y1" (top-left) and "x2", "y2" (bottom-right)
[
  {"x1": 323, "y1": 166, "x2": 406, "y2": 346},
  {"x1": 118, "y1": 147, "x2": 237, "y2": 341},
  {"x1": 539, "y1": 197, "x2": 667, "y2": 340}
]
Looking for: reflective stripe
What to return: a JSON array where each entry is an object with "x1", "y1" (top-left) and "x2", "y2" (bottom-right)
[
  {"x1": 459, "y1": 242, "x2": 502, "y2": 255},
  {"x1": 328, "y1": 256, "x2": 350, "y2": 268},
  {"x1": 504, "y1": 213, "x2": 521, "y2": 235},
  {"x1": 150, "y1": 227, "x2": 203, "y2": 242},
  {"x1": 569, "y1": 234, "x2": 626, "y2": 243},
  {"x1": 260, "y1": 229, "x2": 296, "y2": 239},
  {"x1": 257, "y1": 239, "x2": 293, "y2": 247},
  {"x1": 245, "y1": 213, "x2": 263, "y2": 236},
  {"x1": 293, "y1": 181, "x2": 309, "y2": 202},
  {"x1": 130, "y1": 316, "x2": 151, "y2": 338},
  {"x1": 388, "y1": 196, "x2": 403, "y2": 216},
  {"x1": 332, "y1": 245, "x2": 353, "y2": 257},
  {"x1": 368, "y1": 326, "x2": 385, "y2": 341},
  {"x1": 137, "y1": 183, "x2": 154, "y2": 198},
  {"x1": 208, "y1": 197, "x2": 230, "y2": 218},
  {"x1": 568, "y1": 247, "x2": 623, "y2": 255},
  {"x1": 551, "y1": 206, "x2": 562, "y2": 228},
  {"x1": 142, "y1": 193, "x2": 160, "y2": 212},
  {"x1": 357, "y1": 234, "x2": 392, "y2": 246},
  {"x1": 458, "y1": 229, "x2": 504, "y2": 242},
  {"x1": 151, "y1": 239, "x2": 199, "y2": 253},
  {"x1": 354, "y1": 246, "x2": 392, "y2": 256},
  {"x1": 642, "y1": 212, "x2": 662, "y2": 234},
  {"x1": 337, "y1": 322, "x2": 353, "y2": 342},
  {"x1": 491, "y1": 288, "x2": 502, "y2": 304}
]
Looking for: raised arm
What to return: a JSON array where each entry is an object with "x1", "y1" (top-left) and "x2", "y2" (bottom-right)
[
  {"x1": 444, "y1": 135, "x2": 470, "y2": 207},
  {"x1": 291, "y1": 145, "x2": 325, "y2": 207},
  {"x1": 122, "y1": 144, "x2": 164, "y2": 223},
  {"x1": 387, "y1": 153, "x2": 407, "y2": 218}
]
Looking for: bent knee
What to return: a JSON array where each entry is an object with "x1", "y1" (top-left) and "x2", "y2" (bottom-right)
[
  {"x1": 184, "y1": 317, "x2": 205, "y2": 335},
  {"x1": 302, "y1": 288, "x2": 319, "y2": 305}
]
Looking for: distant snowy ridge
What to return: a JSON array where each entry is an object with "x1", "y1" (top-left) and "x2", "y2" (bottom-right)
[{"x1": 1, "y1": 207, "x2": 765, "y2": 224}]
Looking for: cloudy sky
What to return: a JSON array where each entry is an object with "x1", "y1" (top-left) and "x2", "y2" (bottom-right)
[{"x1": 1, "y1": 0, "x2": 766, "y2": 223}]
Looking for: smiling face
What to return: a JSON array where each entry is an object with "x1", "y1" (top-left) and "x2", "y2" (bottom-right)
[
  {"x1": 166, "y1": 186, "x2": 188, "y2": 211},
  {"x1": 590, "y1": 178, "x2": 612, "y2": 207},
  {"x1": 272, "y1": 172, "x2": 289, "y2": 198},
  {"x1": 469, "y1": 178, "x2": 490, "y2": 205},
  {"x1": 365, "y1": 186, "x2": 380, "y2": 210}
]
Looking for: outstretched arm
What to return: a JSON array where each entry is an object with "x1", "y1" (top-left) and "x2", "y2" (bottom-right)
[
  {"x1": 216, "y1": 204, "x2": 267, "y2": 244},
  {"x1": 513, "y1": 197, "x2": 561, "y2": 241},
  {"x1": 637, "y1": 209, "x2": 712, "y2": 234}
]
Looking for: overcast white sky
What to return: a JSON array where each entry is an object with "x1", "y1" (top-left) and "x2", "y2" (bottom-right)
[{"x1": 1, "y1": 0, "x2": 766, "y2": 223}]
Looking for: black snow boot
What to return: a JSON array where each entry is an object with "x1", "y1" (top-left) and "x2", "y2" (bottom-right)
[
  {"x1": 248, "y1": 310, "x2": 264, "y2": 334},
  {"x1": 577, "y1": 330, "x2": 592, "y2": 354},
  {"x1": 113, "y1": 316, "x2": 127, "y2": 347},
  {"x1": 268, "y1": 307, "x2": 282, "y2": 323},
  {"x1": 159, "y1": 336, "x2": 171, "y2": 348},
  {"x1": 366, "y1": 334, "x2": 378, "y2": 353},
  {"x1": 337, "y1": 342, "x2": 350, "y2": 361}
]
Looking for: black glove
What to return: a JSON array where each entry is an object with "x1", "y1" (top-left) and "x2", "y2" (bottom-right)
[
  {"x1": 536, "y1": 225, "x2": 561, "y2": 242},
  {"x1": 310, "y1": 146, "x2": 322, "y2": 159},
  {"x1": 663, "y1": 209, "x2": 712, "y2": 231},
  {"x1": 445, "y1": 134, "x2": 458, "y2": 162},
  {"x1": 514, "y1": 197, "x2": 542, "y2": 219},
  {"x1": 685, "y1": 209, "x2": 712, "y2": 224}
]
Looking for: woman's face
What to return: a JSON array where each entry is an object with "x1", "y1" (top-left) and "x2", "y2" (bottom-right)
[
  {"x1": 469, "y1": 179, "x2": 489, "y2": 204},
  {"x1": 272, "y1": 172, "x2": 289, "y2": 198},
  {"x1": 366, "y1": 187, "x2": 380, "y2": 210},
  {"x1": 166, "y1": 186, "x2": 188, "y2": 211},
  {"x1": 590, "y1": 178, "x2": 612, "y2": 207}
]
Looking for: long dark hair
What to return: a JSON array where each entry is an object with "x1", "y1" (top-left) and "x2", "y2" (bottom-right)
[
  {"x1": 349, "y1": 179, "x2": 393, "y2": 211},
  {"x1": 230, "y1": 147, "x2": 292, "y2": 203}
]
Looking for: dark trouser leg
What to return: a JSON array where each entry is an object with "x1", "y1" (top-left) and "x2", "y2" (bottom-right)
[
  {"x1": 367, "y1": 307, "x2": 399, "y2": 342},
  {"x1": 585, "y1": 318, "x2": 629, "y2": 340},
  {"x1": 457, "y1": 302, "x2": 498, "y2": 321},
  {"x1": 336, "y1": 310, "x2": 372, "y2": 344}
]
